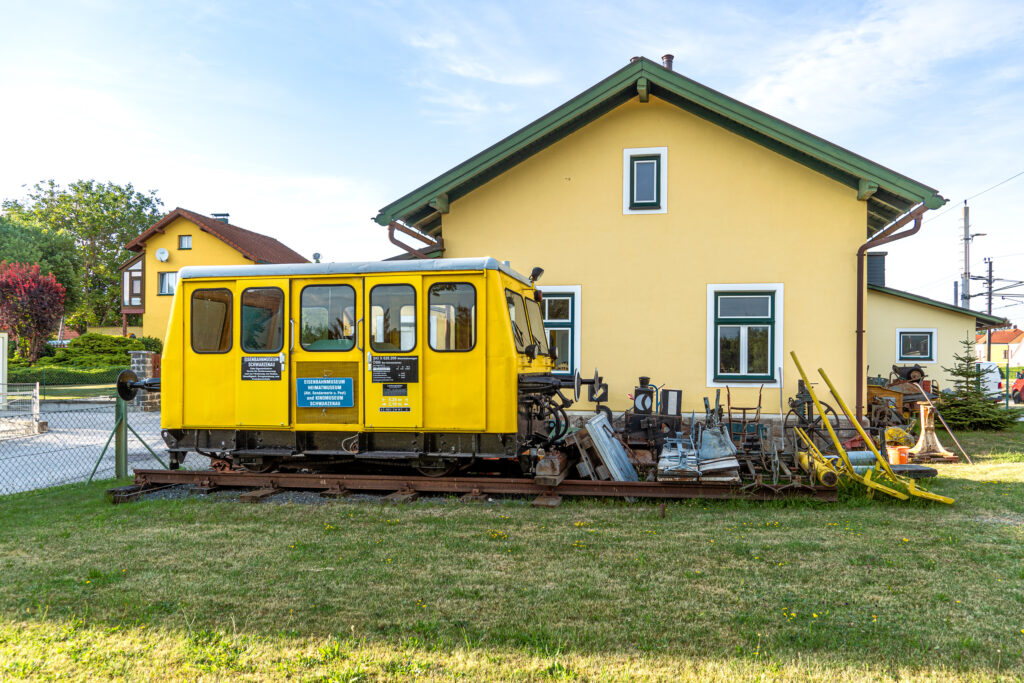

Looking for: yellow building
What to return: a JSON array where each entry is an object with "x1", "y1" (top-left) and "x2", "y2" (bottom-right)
[
  {"x1": 372, "y1": 56, "x2": 949, "y2": 416},
  {"x1": 120, "y1": 208, "x2": 307, "y2": 339},
  {"x1": 865, "y1": 288, "x2": 1004, "y2": 389},
  {"x1": 974, "y1": 327, "x2": 1024, "y2": 365}
]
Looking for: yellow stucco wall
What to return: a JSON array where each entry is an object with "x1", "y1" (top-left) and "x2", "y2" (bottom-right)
[
  {"x1": 439, "y1": 97, "x2": 867, "y2": 412},
  {"x1": 138, "y1": 218, "x2": 253, "y2": 339},
  {"x1": 865, "y1": 289, "x2": 976, "y2": 387}
]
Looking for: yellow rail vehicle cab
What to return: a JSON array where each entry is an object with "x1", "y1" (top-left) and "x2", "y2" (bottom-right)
[{"x1": 160, "y1": 258, "x2": 574, "y2": 475}]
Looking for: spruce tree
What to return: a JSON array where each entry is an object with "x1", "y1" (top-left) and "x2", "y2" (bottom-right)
[{"x1": 936, "y1": 338, "x2": 1021, "y2": 430}]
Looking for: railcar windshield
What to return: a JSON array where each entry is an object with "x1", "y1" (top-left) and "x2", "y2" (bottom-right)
[
  {"x1": 505, "y1": 289, "x2": 529, "y2": 352},
  {"x1": 524, "y1": 297, "x2": 549, "y2": 355}
]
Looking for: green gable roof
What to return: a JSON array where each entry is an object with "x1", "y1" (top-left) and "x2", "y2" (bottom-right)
[
  {"x1": 374, "y1": 57, "x2": 945, "y2": 235},
  {"x1": 868, "y1": 283, "x2": 1007, "y2": 328}
]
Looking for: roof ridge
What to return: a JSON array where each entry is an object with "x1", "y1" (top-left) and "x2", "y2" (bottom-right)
[{"x1": 374, "y1": 57, "x2": 944, "y2": 235}]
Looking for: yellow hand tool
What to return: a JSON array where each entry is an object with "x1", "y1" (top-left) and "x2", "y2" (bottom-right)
[
  {"x1": 790, "y1": 352, "x2": 909, "y2": 500},
  {"x1": 816, "y1": 367, "x2": 954, "y2": 505}
]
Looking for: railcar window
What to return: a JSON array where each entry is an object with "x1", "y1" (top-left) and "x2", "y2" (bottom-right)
[
  {"x1": 505, "y1": 290, "x2": 529, "y2": 352},
  {"x1": 524, "y1": 297, "x2": 549, "y2": 355},
  {"x1": 241, "y1": 287, "x2": 285, "y2": 353},
  {"x1": 301, "y1": 285, "x2": 356, "y2": 351},
  {"x1": 370, "y1": 284, "x2": 416, "y2": 352},
  {"x1": 428, "y1": 283, "x2": 475, "y2": 351},
  {"x1": 191, "y1": 288, "x2": 232, "y2": 353}
]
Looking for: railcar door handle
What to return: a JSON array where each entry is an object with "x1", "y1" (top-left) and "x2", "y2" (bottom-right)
[
  {"x1": 356, "y1": 317, "x2": 364, "y2": 351},
  {"x1": 289, "y1": 319, "x2": 295, "y2": 351}
]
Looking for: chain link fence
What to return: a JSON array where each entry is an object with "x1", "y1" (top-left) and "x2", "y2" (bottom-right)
[{"x1": 0, "y1": 381, "x2": 203, "y2": 496}]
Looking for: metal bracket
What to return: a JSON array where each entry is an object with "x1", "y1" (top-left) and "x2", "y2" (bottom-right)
[{"x1": 387, "y1": 221, "x2": 445, "y2": 260}]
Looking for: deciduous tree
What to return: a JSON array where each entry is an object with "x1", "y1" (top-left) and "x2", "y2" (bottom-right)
[
  {"x1": 2, "y1": 180, "x2": 163, "y2": 327},
  {"x1": 0, "y1": 216, "x2": 82, "y2": 310},
  {"x1": 0, "y1": 261, "x2": 67, "y2": 362}
]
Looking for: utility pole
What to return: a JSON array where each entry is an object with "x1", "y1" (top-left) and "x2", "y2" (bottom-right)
[
  {"x1": 985, "y1": 258, "x2": 994, "y2": 361},
  {"x1": 962, "y1": 202, "x2": 970, "y2": 308},
  {"x1": 961, "y1": 201, "x2": 986, "y2": 309}
]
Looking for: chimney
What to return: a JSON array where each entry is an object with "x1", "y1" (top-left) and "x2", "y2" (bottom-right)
[
  {"x1": 629, "y1": 56, "x2": 642, "y2": 64},
  {"x1": 661, "y1": 54, "x2": 674, "y2": 70},
  {"x1": 211, "y1": 212, "x2": 230, "y2": 224},
  {"x1": 866, "y1": 251, "x2": 886, "y2": 287}
]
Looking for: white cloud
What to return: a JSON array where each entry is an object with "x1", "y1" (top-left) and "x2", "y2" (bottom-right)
[{"x1": 740, "y1": 0, "x2": 1024, "y2": 131}]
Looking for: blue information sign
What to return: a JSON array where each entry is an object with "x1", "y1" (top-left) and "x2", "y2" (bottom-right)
[{"x1": 296, "y1": 377, "x2": 354, "y2": 408}]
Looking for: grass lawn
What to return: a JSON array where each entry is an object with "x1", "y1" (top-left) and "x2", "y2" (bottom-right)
[{"x1": 1, "y1": 427, "x2": 1022, "y2": 681}]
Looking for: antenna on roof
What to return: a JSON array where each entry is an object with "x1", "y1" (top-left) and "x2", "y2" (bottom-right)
[{"x1": 211, "y1": 212, "x2": 230, "y2": 223}]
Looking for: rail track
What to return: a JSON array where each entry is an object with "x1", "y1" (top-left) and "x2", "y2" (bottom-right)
[{"x1": 109, "y1": 469, "x2": 837, "y2": 505}]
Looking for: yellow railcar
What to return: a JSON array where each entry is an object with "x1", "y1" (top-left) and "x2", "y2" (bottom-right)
[{"x1": 160, "y1": 258, "x2": 584, "y2": 476}]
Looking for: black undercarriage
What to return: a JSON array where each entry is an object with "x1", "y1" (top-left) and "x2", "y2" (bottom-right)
[{"x1": 161, "y1": 373, "x2": 585, "y2": 478}]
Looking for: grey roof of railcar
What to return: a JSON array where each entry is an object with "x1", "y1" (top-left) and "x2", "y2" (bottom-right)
[{"x1": 178, "y1": 257, "x2": 533, "y2": 285}]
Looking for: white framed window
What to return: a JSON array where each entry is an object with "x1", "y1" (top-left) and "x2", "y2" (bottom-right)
[
  {"x1": 706, "y1": 283, "x2": 784, "y2": 387},
  {"x1": 538, "y1": 285, "x2": 581, "y2": 376},
  {"x1": 897, "y1": 328, "x2": 936, "y2": 363},
  {"x1": 179, "y1": 234, "x2": 192, "y2": 249},
  {"x1": 157, "y1": 271, "x2": 177, "y2": 296},
  {"x1": 623, "y1": 147, "x2": 667, "y2": 214}
]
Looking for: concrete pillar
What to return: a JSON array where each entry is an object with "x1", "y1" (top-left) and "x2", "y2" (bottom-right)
[{"x1": 128, "y1": 350, "x2": 161, "y2": 412}]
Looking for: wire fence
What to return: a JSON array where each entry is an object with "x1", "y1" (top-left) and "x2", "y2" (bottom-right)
[{"x1": 0, "y1": 382, "x2": 203, "y2": 496}]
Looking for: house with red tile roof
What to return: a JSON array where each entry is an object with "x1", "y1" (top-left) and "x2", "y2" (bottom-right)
[
  {"x1": 119, "y1": 208, "x2": 307, "y2": 338},
  {"x1": 975, "y1": 326, "x2": 1024, "y2": 364}
]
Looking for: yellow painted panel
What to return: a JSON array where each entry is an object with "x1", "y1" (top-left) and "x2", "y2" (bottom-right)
[
  {"x1": 235, "y1": 279, "x2": 290, "y2": 428},
  {"x1": 422, "y1": 274, "x2": 487, "y2": 431},
  {"x1": 289, "y1": 277, "x2": 363, "y2": 430},
  {"x1": 181, "y1": 281, "x2": 237, "y2": 428},
  {"x1": 363, "y1": 275, "x2": 424, "y2": 429}
]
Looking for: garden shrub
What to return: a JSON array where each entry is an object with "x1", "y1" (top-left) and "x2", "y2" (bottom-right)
[{"x1": 45, "y1": 333, "x2": 144, "y2": 367}]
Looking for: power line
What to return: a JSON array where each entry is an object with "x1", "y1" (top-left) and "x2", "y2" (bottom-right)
[{"x1": 922, "y1": 168, "x2": 1024, "y2": 224}]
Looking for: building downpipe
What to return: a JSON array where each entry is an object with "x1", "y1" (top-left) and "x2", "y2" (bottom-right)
[{"x1": 855, "y1": 205, "x2": 927, "y2": 421}]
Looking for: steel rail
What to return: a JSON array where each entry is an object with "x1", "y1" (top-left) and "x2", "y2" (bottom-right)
[{"x1": 131, "y1": 469, "x2": 836, "y2": 502}]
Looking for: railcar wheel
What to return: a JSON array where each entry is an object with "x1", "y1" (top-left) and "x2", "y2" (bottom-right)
[{"x1": 415, "y1": 457, "x2": 460, "y2": 478}]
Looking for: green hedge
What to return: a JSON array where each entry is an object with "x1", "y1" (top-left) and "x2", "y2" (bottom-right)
[
  {"x1": 41, "y1": 333, "x2": 145, "y2": 367},
  {"x1": 8, "y1": 365, "x2": 126, "y2": 386}
]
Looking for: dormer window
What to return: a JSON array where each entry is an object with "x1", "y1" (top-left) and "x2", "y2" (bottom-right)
[
  {"x1": 179, "y1": 234, "x2": 192, "y2": 250},
  {"x1": 623, "y1": 147, "x2": 667, "y2": 214}
]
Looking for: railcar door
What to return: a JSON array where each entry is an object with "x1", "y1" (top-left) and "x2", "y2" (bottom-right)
[
  {"x1": 289, "y1": 278, "x2": 363, "y2": 429},
  {"x1": 183, "y1": 282, "x2": 236, "y2": 427},
  {"x1": 235, "y1": 279, "x2": 291, "y2": 428},
  {"x1": 422, "y1": 275, "x2": 486, "y2": 430},
  {"x1": 363, "y1": 276, "x2": 423, "y2": 429}
]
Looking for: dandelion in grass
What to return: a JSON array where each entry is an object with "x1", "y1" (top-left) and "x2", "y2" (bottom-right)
[
  {"x1": 901, "y1": 538, "x2": 909, "y2": 543},
  {"x1": 813, "y1": 613, "x2": 818, "y2": 618}
]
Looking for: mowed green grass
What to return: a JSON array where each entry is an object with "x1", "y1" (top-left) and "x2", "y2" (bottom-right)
[{"x1": 1, "y1": 427, "x2": 1022, "y2": 681}]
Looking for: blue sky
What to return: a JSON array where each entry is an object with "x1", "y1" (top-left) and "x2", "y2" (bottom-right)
[{"x1": 2, "y1": 0, "x2": 1023, "y2": 324}]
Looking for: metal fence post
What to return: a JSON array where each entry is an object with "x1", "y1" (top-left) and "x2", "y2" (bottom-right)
[
  {"x1": 115, "y1": 397, "x2": 128, "y2": 479},
  {"x1": 32, "y1": 382, "x2": 40, "y2": 424}
]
